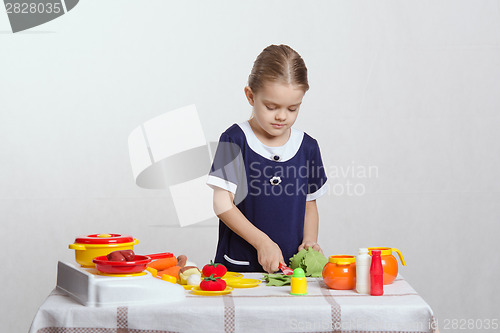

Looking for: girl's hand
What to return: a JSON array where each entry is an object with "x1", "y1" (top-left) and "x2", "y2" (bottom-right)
[
  {"x1": 298, "y1": 241, "x2": 323, "y2": 254},
  {"x1": 256, "y1": 238, "x2": 284, "y2": 273}
]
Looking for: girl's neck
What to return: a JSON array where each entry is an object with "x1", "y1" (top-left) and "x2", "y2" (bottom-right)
[{"x1": 248, "y1": 118, "x2": 291, "y2": 147}]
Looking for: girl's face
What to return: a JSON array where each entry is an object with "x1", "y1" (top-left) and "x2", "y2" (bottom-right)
[{"x1": 245, "y1": 82, "x2": 305, "y2": 145}]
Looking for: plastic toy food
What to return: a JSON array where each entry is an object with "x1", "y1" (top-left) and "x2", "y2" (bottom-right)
[
  {"x1": 263, "y1": 273, "x2": 292, "y2": 286},
  {"x1": 147, "y1": 256, "x2": 178, "y2": 271},
  {"x1": 179, "y1": 266, "x2": 201, "y2": 285},
  {"x1": 157, "y1": 266, "x2": 181, "y2": 280},
  {"x1": 161, "y1": 274, "x2": 177, "y2": 284},
  {"x1": 202, "y1": 261, "x2": 227, "y2": 278},
  {"x1": 106, "y1": 251, "x2": 126, "y2": 262},
  {"x1": 289, "y1": 247, "x2": 328, "y2": 277},
  {"x1": 200, "y1": 274, "x2": 227, "y2": 291},
  {"x1": 106, "y1": 250, "x2": 136, "y2": 262},
  {"x1": 154, "y1": 254, "x2": 189, "y2": 280},
  {"x1": 186, "y1": 274, "x2": 202, "y2": 286},
  {"x1": 120, "y1": 250, "x2": 135, "y2": 261},
  {"x1": 177, "y1": 255, "x2": 188, "y2": 267}
]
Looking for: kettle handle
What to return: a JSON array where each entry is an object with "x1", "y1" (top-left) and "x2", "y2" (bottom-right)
[{"x1": 392, "y1": 248, "x2": 406, "y2": 266}]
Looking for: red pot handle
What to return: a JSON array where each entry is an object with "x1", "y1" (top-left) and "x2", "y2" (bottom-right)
[{"x1": 145, "y1": 252, "x2": 174, "y2": 260}]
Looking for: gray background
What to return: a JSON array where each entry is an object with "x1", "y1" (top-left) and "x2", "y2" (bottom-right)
[{"x1": 1, "y1": 1, "x2": 499, "y2": 332}]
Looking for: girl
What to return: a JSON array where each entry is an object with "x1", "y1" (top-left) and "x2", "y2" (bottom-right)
[{"x1": 207, "y1": 44, "x2": 328, "y2": 273}]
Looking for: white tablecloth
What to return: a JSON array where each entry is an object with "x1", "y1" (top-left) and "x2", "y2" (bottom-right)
[{"x1": 30, "y1": 273, "x2": 438, "y2": 333}]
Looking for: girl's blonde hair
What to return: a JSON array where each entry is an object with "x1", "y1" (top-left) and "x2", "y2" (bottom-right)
[{"x1": 248, "y1": 44, "x2": 309, "y2": 93}]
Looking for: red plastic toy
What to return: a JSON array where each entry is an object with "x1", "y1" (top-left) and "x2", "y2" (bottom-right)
[
  {"x1": 202, "y1": 260, "x2": 227, "y2": 278},
  {"x1": 370, "y1": 250, "x2": 384, "y2": 296},
  {"x1": 200, "y1": 274, "x2": 227, "y2": 291}
]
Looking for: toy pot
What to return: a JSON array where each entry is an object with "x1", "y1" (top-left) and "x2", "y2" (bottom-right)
[
  {"x1": 69, "y1": 234, "x2": 139, "y2": 267},
  {"x1": 368, "y1": 247, "x2": 406, "y2": 285},
  {"x1": 322, "y1": 255, "x2": 356, "y2": 290}
]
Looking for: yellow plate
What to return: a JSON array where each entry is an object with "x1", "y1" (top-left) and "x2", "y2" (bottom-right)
[
  {"x1": 202, "y1": 271, "x2": 243, "y2": 279},
  {"x1": 225, "y1": 278, "x2": 261, "y2": 288},
  {"x1": 190, "y1": 286, "x2": 233, "y2": 296},
  {"x1": 179, "y1": 284, "x2": 198, "y2": 290},
  {"x1": 223, "y1": 272, "x2": 244, "y2": 279}
]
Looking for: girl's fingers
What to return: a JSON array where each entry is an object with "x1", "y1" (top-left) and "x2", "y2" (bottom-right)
[
  {"x1": 298, "y1": 242, "x2": 324, "y2": 254},
  {"x1": 269, "y1": 262, "x2": 278, "y2": 273},
  {"x1": 313, "y1": 244, "x2": 323, "y2": 254},
  {"x1": 271, "y1": 256, "x2": 280, "y2": 273}
]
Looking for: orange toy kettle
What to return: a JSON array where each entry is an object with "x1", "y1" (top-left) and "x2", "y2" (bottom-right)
[
  {"x1": 368, "y1": 247, "x2": 406, "y2": 285},
  {"x1": 322, "y1": 255, "x2": 356, "y2": 290}
]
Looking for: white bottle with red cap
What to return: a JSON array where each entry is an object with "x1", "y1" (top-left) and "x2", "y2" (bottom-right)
[{"x1": 356, "y1": 248, "x2": 371, "y2": 294}]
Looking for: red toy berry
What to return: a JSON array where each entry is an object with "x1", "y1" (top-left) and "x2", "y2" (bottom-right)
[
  {"x1": 200, "y1": 274, "x2": 227, "y2": 291},
  {"x1": 202, "y1": 260, "x2": 227, "y2": 278}
]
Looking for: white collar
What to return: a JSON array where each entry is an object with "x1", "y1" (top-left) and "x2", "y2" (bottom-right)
[{"x1": 237, "y1": 121, "x2": 304, "y2": 162}]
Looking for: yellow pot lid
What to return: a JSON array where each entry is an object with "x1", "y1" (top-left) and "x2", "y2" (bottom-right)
[{"x1": 329, "y1": 255, "x2": 355, "y2": 265}]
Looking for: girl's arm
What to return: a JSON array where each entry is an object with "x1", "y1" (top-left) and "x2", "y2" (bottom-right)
[
  {"x1": 298, "y1": 200, "x2": 324, "y2": 254},
  {"x1": 213, "y1": 187, "x2": 284, "y2": 273}
]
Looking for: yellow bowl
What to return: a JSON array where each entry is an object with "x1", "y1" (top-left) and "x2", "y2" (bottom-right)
[{"x1": 69, "y1": 238, "x2": 139, "y2": 267}]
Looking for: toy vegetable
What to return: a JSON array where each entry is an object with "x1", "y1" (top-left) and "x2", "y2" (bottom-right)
[
  {"x1": 202, "y1": 260, "x2": 227, "y2": 278},
  {"x1": 289, "y1": 247, "x2": 328, "y2": 277},
  {"x1": 157, "y1": 266, "x2": 181, "y2": 280},
  {"x1": 177, "y1": 255, "x2": 188, "y2": 267},
  {"x1": 186, "y1": 274, "x2": 202, "y2": 286},
  {"x1": 179, "y1": 266, "x2": 201, "y2": 285},
  {"x1": 200, "y1": 274, "x2": 227, "y2": 291},
  {"x1": 147, "y1": 256, "x2": 177, "y2": 271}
]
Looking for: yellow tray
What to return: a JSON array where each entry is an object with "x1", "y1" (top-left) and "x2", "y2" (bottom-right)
[{"x1": 190, "y1": 286, "x2": 233, "y2": 296}]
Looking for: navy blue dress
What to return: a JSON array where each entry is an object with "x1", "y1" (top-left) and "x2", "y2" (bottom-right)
[{"x1": 207, "y1": 121, "x2": 328, "y2": 272}]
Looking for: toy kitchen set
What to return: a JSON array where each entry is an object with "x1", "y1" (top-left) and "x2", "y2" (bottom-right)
[
  {"x1": 59, "y1": 233, "x2": 186, "y2": 307},
  {"x1": 33, "y1": 233, "x2": 441, "y2": 333}
]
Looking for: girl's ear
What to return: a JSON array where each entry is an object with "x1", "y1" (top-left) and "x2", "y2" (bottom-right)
[{"x1": 244, "y1": 86, "x2": 255, "y2": 106}]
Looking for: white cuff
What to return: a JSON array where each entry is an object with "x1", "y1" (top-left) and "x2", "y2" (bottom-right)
[
  {"x1": 306, "y1": 181, "x2": 329, "y2": 201},
  {"x1": 206, "y1": 175, "x2": 237, "y2": 194}
]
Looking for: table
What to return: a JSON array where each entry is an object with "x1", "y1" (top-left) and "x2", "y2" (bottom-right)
[{"x1": 30, "y1": 273, "x2": 438, "y2": 333}]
